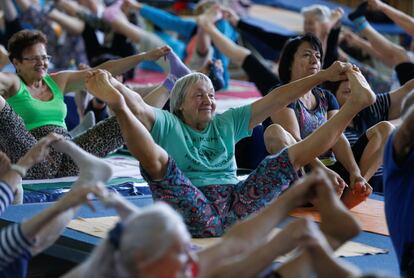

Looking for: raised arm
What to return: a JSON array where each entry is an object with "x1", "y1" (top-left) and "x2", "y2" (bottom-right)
[
  {"x1": 368, "y1": 0, "x2": 414, "y2": 38},
  {"x1": 249, "y1": 61, "x2": 351, "y2": 129},
  {"x1": 52, "y1": 46, "x2": 170, "y2": 93}
]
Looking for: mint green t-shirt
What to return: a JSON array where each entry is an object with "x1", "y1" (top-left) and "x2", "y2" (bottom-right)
[{"x1": 151, "y1": 105, "x2": 252, "y2": 187}]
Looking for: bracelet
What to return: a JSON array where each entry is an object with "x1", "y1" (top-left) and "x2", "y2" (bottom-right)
[{"x1": 10, "y1": 164, "x2": 27, "y2": 178}]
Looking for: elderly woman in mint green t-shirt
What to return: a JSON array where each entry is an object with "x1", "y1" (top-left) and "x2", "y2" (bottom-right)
[
  {"x1": 0, "y1": 29, "x2": 170, "y2": 179},
  {"x1": 85, "y1": 61, "x2": 376, "y2": 237}
]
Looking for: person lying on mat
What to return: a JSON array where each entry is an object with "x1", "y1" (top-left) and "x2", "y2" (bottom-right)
[
  {"x1": 0, "y1": 134, "x2": 110, "y2": 277},
  {"x1": 0, "y1": 29, "x2": 172, "y2": 180},
  {"x1": 263, "y1": 34, "x2": 379, "y2": 209},
  {"x1": 64, "y1": 170, "x2": 367, "y2": 278},
  {"x1": 383, "y1": 91, "x2": 414, "y2": 277},
  {"x1": 83, "y1": 61, "x2": 376, "y2": 237}
]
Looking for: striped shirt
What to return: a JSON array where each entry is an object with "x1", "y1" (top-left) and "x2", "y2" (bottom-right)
[
  {"x1": 344, "y1": 93, "x2": 391, "y2": 178},
  {"x1": 345, "y1": 92, "x2": 391, "y2": 145},
  {"x1": 0, "y1": 181, "x2": 32, "y2": 272}
]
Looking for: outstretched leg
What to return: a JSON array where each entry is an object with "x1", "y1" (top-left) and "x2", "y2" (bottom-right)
[
  {"x1": 288, "y1": 67, "x2": 376, "y2": 170},
  {"x1": 85, "y1": 70, "x2": 168, "y2": 180}
]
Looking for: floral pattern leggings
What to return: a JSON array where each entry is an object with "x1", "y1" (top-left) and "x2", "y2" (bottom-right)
[{"x1": 142, "y1": 148, "x2": 298, "y2": 237}]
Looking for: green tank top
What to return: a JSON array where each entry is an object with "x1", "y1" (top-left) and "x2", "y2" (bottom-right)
[{"x1": 7, "y1": 75, "x2": 67, "y2": 130}]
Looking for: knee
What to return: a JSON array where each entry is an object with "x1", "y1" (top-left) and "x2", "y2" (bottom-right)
[
  {"x1": 369, "y1": 121, "x2": 395, "y2": 142},
  {"x1": 264, "y1": 124, "x2": 296, "y2": 154}
]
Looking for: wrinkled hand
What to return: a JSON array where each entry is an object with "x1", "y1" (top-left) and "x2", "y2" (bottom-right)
[
  {"x1": 18, "y1": 133, "x2": 63, "y2": 168},
  {"x1": 282, "y1": 170, "x2": 327, "y2": 207},
  {"x1": 321, "y1": 167, "x2": 346, "y2": 196},
  {"x1": 97, "y1": 190, "x2": 124, "y2": 208},
  {"x1": 345, "y1": 65, "x2": 370, "y2": 88},
  {"x1": 349, "y1": 174, "x2": 372, "y2": 197},
  {"x1": 143, "y1": 46, "x2": 171, "y2": 61},
  {"x1": 57, "y1": 183, "x2": 108, "y2": 212},
  {"x1": 221, "y1": 6, "x2": 239, "y2": 26},
  {"x1": 320, "y1": 61, "x2": 352, "y2": 82}
]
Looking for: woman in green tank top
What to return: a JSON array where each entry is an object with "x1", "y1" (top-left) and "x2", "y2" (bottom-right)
[{"x1": 0, "y1": 29, "x2": 170, "y2": 179}]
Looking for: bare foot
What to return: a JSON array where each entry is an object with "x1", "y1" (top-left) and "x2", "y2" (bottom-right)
[
  {"x1": 341, "y1": 181, "x2": 372, "y2": 209},
  {"x1": 85, "y1": 70, "x2": 126, "y2": 112},
  {"x1": 326, "y1": 7, "x2": 344, "y2": 30},
  {"x1": 197, "y1": 4, "x2": 222, "y2": 28},
  {"x1": 0, "y1": 152, "x2": 11, "y2": 175},
  {"x1": 367, "y1": 0, "x2": 386, "y2": 11},
  {"x1": 143, "y1": 45, "x2": 171, "y2": 62},
  {"x1": 345, "y1": 67, "x2": 376, "y2": 111}
]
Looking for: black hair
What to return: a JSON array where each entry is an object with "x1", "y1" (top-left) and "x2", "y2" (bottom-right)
[{"x1": 278, "y1": 33, "x2": 324, "y2": 84}]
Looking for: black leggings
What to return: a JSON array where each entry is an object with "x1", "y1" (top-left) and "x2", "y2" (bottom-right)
[{"x1": 241, "y1": 54, "x2": 280, "y2": 96}]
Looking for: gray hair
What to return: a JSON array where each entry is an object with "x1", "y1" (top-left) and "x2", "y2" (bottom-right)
[
  {"x1": 301, "y1": 4, "x2": 331, "y2": 23},
  {"x1": 78, "y1": 202, "x2": 190, "y2": 278},
  {"x1": 169, "y1": 72, "x2": 214, "y2": 121}
]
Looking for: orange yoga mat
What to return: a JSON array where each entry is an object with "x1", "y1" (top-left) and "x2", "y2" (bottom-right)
[{"x1": 290, "y1": 198, "x2": 389, "y2": 236}]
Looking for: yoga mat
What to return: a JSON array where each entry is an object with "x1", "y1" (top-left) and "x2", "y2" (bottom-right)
[
  {"x1": 67, "y1": 216, "x2": 387, "y2": 259},
  {"x1": 22, "y1": 154, "x2": 143, "y2": 187},
  {"x1": 290, "y1": 198, "x2": 389, "y2": 236}
]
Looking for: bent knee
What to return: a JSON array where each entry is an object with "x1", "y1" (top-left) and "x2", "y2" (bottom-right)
[
  {"x1": 369, "y1": 121, "x2": 395, "y2": 141},
  {"x1": 264, "y1": 124, "x2": 296, "y2": 154}
]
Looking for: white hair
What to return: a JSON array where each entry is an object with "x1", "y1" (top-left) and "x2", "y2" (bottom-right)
[
  {"x1": 301, "y1": 4, "x2": 332, "y2": 22},
  {"x1": 78, "y1": 202, "x2": 190, "y2": 278},
  {"x1": 169, "y1": 72, "x2": 214, "y2": 121}
]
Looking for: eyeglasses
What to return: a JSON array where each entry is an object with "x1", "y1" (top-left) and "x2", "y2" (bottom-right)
[{"x1": 21, "y1": 55, "x2": 52, "y2": 63}]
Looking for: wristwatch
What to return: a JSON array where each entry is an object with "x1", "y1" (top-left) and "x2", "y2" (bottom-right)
[{"x1": 10, "y1": 164, "x2": 27, "y2": 178}]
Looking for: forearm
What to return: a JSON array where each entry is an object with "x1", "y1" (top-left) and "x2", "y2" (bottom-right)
[
  {"x1": 97, "y1": 52, "x2": 147, "y2": 77},
  {"x1": 29, "y1": 208, "x2": 78, "y2": 255},
  {"x1": 332, "y1": 135, "x2": 360, "y2": 175},
  {"x1": 250, "y1": 72, "x2": 326, "y2": 127},
  {"x1": 21, "y1": 203, "x2": 67, "y2": 241},
  {"x1": 48, "y1": 9, "x2": 85, "y2": 35}
]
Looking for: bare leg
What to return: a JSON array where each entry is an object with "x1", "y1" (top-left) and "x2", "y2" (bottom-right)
[
  {"x1": 341, "y1": 121, "x2": 394, "y2": 208},
  {"x1": 198, "y1": 9, "x2": 250, "y2": 67},
  {"x1": 142, "y1": 85, "x2": 169, "y2": 109},
  {"x1": 86, "y1": 71, "x2": 169, "y2": 180},
  {"x1": 288, "y1": 68, "x2": 376, "y2": 170},
  {"x1": 358, "y1": 20, "x2": 410, "y2": 67},
  {"x1": 264, "y1": 124, "x2": 297, "y2": 154}
]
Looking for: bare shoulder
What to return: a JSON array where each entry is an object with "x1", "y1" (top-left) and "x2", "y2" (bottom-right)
[{"x1": 0, "y1": 72, "x2": 20, "y2": 98}]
